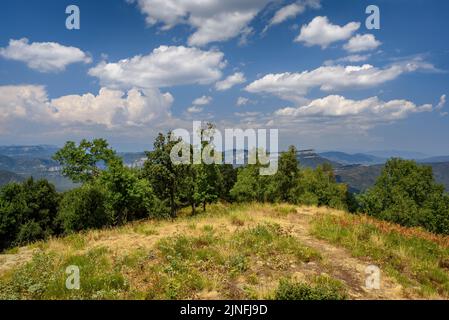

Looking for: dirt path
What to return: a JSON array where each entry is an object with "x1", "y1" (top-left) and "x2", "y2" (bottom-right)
[
  {"x1": 0, "y1": 248, "x2": 36, "y2": 275},
  {"x1": 276, "y1": 207, "x2": 408, "y2": 300}
]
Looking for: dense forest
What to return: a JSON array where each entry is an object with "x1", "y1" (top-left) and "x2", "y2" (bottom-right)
[{"x1": 1, "y1": 131, "x2": 449, "y2": 252}]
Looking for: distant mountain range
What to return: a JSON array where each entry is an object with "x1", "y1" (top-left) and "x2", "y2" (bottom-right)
[
  {"x1": 0, "y1": 170, "x2": 23, "y2": 186},
  {"x1": 318, "y1": 152, "x2": 386, "y2": 165},
  {"x1": 0, "y1": 146, "x2": 149, "y2": 191},
  {"x1": 317, "y1": 151, "x2": 449, "y2": 192},
  {"x1": 0, "y1": 145, "x2": 448, "y2": 194},
  {"x1": 335, "y1": 162, "x2": 449, "y2": 193},
  {"x1": 363, "y1": 150, "x2": 429, "y2": 159},
  {"x1": 0, "y1": 145, "x2": 59, "y2": 159},
  {"x1": 318, "y1": 151, "x2": 449, "y2": 166}
]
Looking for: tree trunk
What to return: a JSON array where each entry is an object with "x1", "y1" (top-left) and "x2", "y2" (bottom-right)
[
  {"x1": 191, "y1": 202, "x2": 196, "y2": 216},
  {"x1": 170, "y1": 186, "x2": 176, "y2": 218},
  {"x1": 203, "y1": 201, "x2": 206, "y2": 212}
]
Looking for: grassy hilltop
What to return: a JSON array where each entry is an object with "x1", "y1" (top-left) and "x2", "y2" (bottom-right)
[{"x1": 1, "y1": 203, "x2": 449, "y2": 300}]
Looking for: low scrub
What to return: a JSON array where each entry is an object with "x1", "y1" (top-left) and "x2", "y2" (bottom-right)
[
  {"x1": 274, "y1": 276, "x2": 347, "y2": 300},
  {"x1": 311, "y1": 213, "x2": 449, "y2": 297}
]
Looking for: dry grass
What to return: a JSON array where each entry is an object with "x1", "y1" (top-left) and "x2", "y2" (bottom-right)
[
  {"x1": 1, "y1": 202, "x2": 448, "y2": 300},
  {"x1": 311, "y1": 212, "x2": 449, "y2": 298}
]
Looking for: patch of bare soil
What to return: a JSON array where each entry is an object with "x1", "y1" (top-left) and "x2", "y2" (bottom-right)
[
  {"x1": 274, "y1": 207, "x2": 410, "y2": 300},
  {"x1": 0, "y1": 248, "x2": 36, "y2": 275}
]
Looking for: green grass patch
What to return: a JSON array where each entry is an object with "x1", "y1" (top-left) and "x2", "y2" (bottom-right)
[
  {"x1": 0, "y1": 247, "x2": 127, "y2": 300},
  {"x1": 232, "y1": 223, "x2": 320, "y2": 263},
  {"x1": 3, "y1": 247, "x2": 19, "y2": 254},
  {"x1": 274, "y1": 275, "x2": 347, "y2": 300},
  {"x1": 61, "y1": 233, "x2": 86, "y2": 250},
  {"x1": 311, "y1": 214, "x2": 449, "y2": 297}
]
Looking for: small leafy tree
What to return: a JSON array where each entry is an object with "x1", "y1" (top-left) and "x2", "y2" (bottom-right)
[
  {"x1": 57, "y1": 183, "x2": 111, "y2": 233},
  {"x1": 53, "y1": 139, "x2": 117, "y2": 183},
  {"x1": 142, "y1": 133, "x2": 184, "y2": 218},
  {"x1": 230, "y1": 164, "x2": 270, "y2": 202},
  {"x1": 358, "y1": 158, "x2": 449, "y2": 234},
  {"x1": 193, "y1": 125, "x2": 223, "y2": 211},
  {"x1": 194, "y1": 163, "x2": 222, "y2": 212},
  {"x1": 218, "y1": 164, "x2": 237, "y2": 202},
  {"x1": 101, "y1": 159, "x2": 159, "y2": 225},
  {"x1": 293, "y1": 164, "x2": 350, "y2": 210},
  {"x1": 0, "y1": 178, "x2": 59, "y2": 251},
  {"x1": 272, "y1": 146, "x2": 300, "y2": 202}
]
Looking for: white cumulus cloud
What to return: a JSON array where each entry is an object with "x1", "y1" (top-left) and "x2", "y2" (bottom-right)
[
  {"x1": 0, "y1": 85, "x2": 174, "y2": 131},
  {"x1": 215, "y1": 72, "x2": 246, "y2": 91},
  {"x1": 187, "y1": 106, "x2": 204, "y2": 113},
  {"x1": 295, "y1": 16, "x2": 360, "y2": 48},
  {"x1": 51, "y1": 87, "x2": 173, "y2": 128},
  {"x1": 0, "y1": 38, "x2": 91, "y2": 72},
  {"x1": 236, "y1": 97, "x2": 250, "y2": 106},
  {"x1": 192, "y1": 95, "x2": 213, "y2": 106},
  {"x1": 129, "y1": 0, "x2": 271, "y2": 46},
  {"x1": 0, "y1": 85, "x2": 52, "y2": 124},
  {"x1": 436, "y1": 94, "x2": 446, "y2": 110},
  {"x1": 246, "y1": 60, "x2": 432, "y2": 102},
  {"x1": 344, "y1": 34, "x2": 381, "y2": 53},
  {"x1": 274, "y1": 95, "x2": 432, "y2": 122},
  {"x1": 264, "y1": 0, "x2": 321, "y2": 31},
  {"x1": 88, "y1": 45, "x2": 226, "y2": 89}
]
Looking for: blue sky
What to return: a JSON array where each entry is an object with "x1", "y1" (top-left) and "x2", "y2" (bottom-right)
[{"x1": 0, "y1": 0, "x2": 448, "y2": 154}]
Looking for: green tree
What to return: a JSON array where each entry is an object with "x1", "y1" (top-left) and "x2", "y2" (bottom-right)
[
  {"x1": 101, "y1": 159, "x2": 159, "y2": 225},
  {"x1": 193, "y1": 163, "x2": 222, "y2": 212},
  {"x1": 0, "y1": 178, "x2": 60, "y2": 251},
  {"x1": 273, "y1": 146, "x2": 300, "y2": 202},
  {"x1": 142, "y1": 133, "x2": 183, "y2": 218},
  {"x1": 293, "y1": 165, "x2": 350, "y2": 210},
  {"x1": 358, "y1": 158, "x2": 449, "y2": 234},
  {"x1": 230, "y1": 164, "x2": 270, "y2": 202},
  {"x1": 53, "y1": 139, "x2": 117, "y2": 183},
  {"x1": 193, "y1": 125, "x2": 223, "y2": 211},
  {"x1": 57, "y1": 183, "x2": 111, "y2": 233},
  {"x1": 218, "y1": 164, "x2": 237, "y2": 202}
]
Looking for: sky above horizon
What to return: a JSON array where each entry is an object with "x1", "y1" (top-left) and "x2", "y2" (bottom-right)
[{"x1": 0, "y1": 0, "x2": 448, "y2": 154}]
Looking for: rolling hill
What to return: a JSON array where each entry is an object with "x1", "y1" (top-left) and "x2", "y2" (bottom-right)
[
  {"x1": 0, "y1": 170, "x2": 23, "y2": 186},
  {"x1": 335, "y1": 162, "x2": 449, "y2": 193},
  {"x1": 319, "y1": 152, "x2": 386, "y2": 165},
  {"x1": 1, "y1": 203, "x2": 448, "y2": 300}
]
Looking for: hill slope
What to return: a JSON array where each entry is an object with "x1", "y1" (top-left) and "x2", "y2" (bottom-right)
[
  {"x1": 319, "y1": 152, "x2": 386, "y2": 165},
  {"x1": 335, "y1": 162, "x2": 449, "y2": 193},
  {"x1": 1, "y1": 203, "x2": 448, "y2": 300},
  {"x1": 0, "y1": 170, "x2": 23, "y2": 185}
]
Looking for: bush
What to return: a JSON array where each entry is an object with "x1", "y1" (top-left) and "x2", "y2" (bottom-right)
[
  {"x1": 293, "y1": 166, "x2": 350, "y2": 210},
  {"x1": 274, "y1": 276, "x2": 347, "y2": 300},
  {"x1": 100, "y1": 159, "x2": 164, "y2": 224},
  {"x1": 57, "y1": 183, "x2": 111, "y2": 234},
  {"x1": 0, "y1": 178, "x2": 59, "y2": 251},
  {"x1": 358, "y1": 158, "x2": 449, "y2": 234}
]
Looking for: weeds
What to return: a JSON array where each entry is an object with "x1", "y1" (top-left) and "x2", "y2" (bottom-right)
[
  {"x1": 274, "y1": 275, "x2": 347, "y2": 300},
  {"x1": 311, "y1": 213, "x2": 449, "y2": 297}
]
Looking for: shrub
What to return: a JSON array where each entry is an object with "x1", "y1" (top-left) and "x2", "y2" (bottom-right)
[
  {"x1": 57, "y1": 183, "x2": 111, "y2": 234},
  {"x1": 358, "y1": 158, "x2": 449, "y2": 234},
  {"x1": 100, "y1": 159, "x2": 164, "y2": 224},
  {"x1": 293, "y1": 166, "x2": 350, "y2": 210},
  {"x1": 274, "y1": 276, "x2": 347, "y2": 300},
  {"x1": 0, "y1": 178, "x2": 59, "y2": 251}
]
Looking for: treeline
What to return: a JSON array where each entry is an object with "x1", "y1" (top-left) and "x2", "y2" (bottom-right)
[{"x1": 1, "y1": 134, "x2": 449, "y2": 251}]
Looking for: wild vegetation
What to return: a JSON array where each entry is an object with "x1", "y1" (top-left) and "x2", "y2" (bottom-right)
[
  {"x1": 2, "y1": 203, "x2": 449, "y2": 300},
  {"x1": 0, "y1": 132, "x2": 355, "y2": 252},
  {"x1": 1, "y1": 128, "x2": 449, "y2": 300},
  {"x1": 311, "y1": 212, "x2": 449, "y2": 297}
]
